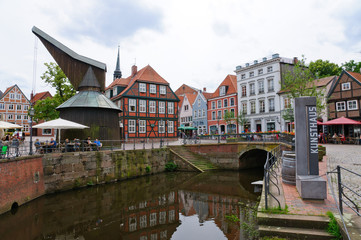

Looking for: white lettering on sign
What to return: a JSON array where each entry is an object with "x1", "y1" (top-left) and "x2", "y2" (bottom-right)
[{"x1": 308, "y1": 106, "x2": 318, "y2": 154}]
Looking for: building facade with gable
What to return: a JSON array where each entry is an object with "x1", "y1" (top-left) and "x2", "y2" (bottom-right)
[
  {"x1": 207, "y1": 75, "x2": 238, "y2": 134},
  {"x1": 0, "y1": 84, "x2": 31, "y2": 134},
  {"x1": 178, "y1": 93, "x2": 197, "y2": 128},
  {"x1": 30, "y1": 91, "x2": 55, "y2": 137},
  {"x1": 106, "y1": 61, "x2": 179, "y2": 140},
  {"x1": 192, "y1": 88, "x2": 212, "y2": 135},
  {"x1": 235, "y1": 54, "x2": 297, "y2": 132}
]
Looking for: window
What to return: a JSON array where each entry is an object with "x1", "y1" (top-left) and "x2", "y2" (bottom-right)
[
  {"x1": 250, "y1": 83, "x2": 255, "y2": 95},
  {"x1": 259, "y1": 100, "x2": 265, "y2": 113},
  {"x1": 184, "y1": 105, "x2": 189, "y2": 111},
  {"x1": 268, "y1": 78, "x2": 274, "y2": 92},
  {"x1": 140, "y1": 215, "x2": 147, "y2": 229},
  {"x1": 249, "y1": 71, "x2": 254, "y2": 77},
  {"x1": 348, "y1": 100, "x2": 357, "y2": 110},
  {"x1": 230, "y1": 98, "x2": 234, "y2": 106},
  {"x1": 8, "y1": 104, "x2": 14, "y2": 110},
  {"x1": 220, "y1": 86, "x2": 226, "y2": 96},
  {"x1": 194, "y1": 110, "x2": 197, "y2": 118},
  {"x1": 139, "y1": 100, "x2": 146, "y2": 112},
  {"x1": 241, "y1": 85, "x2": 247, "y2": 97},
  {"x1": 212, "y1": 101, "x2": 216, "y2": 109},
  {"x1": 139, "y1": 83, "x2": 146, "y2": 92},
  {"x1": 258, "y1": 80, "x2": 264, "y2": 93},
  {"x1": 23, "y1": 115, "x2": 28, "y2": 120},
  {"x1": 336, "y1": 102, "x2": 346, "y2": 111},
  {"x1": 258, "y1": 69, "x2": 263, "y2": 75},
  {"x1": 24, "y1": 105, "x2": 29, "y2": 111},
  {"x1": 217, "y1": 110, "x2": 222, "y2": 119},
  {"x1": 150, "y1": 213, "x2": 157, "y2": 227},
  {"x1": 160, "y1": 85, "x2": 166, "y2": 95},
  {"x1": 159, "y1": 211, "x2": 166, "y2": 224},
  {"x1": 241, "y1": 74, "x2": 246, "y2": 79},
  {"x1": 168, "y1": 121, "x2": 174, "y2": 133},
  {"x1": 16, "y1": 94, "x2": 21, "y2": 99},
  {"x1": 224, "y1": 99, "x2": 228, "y2": 107},
  {"x1": 129, "y1": 99, "x2": 136, "y2": 112},
  {"x1": 212, "y1": 111, "x2": 216, "y2": 120},
  {"x1": 250, "y1": 102, "x2": 256, "y2": 114},
  {"x1": 159, "y1": 120, "x2": 165, "y2": 133},
  {"x1": 149, "y1": 101, "x2": 156, "y2": 113},
  {"x1": 8, "y1": 114, "x2": 13, "y2": 120},
  {"x1": 10, "y1": 93, "x2": 14, "y2": 99},
  {"x1": 267, "y1": 66, "x2": 273, "y2": 72},
  {"x1": 0, "y1": 103, "x2": 4, "y2": 110},
  {"x1": 0, "y1": 114, "x2": 2, "y2": 120},
  {"x1": 198, "y1": 109, "x2": 201, "y2": 118},
  {"x1": 269, "y1": 98, "x2": 275, "y2": 112},
  {"x1": 150, "y1": 84, "x2": 156, "y2": 94},
  {"x1": 129, "y1": 217, "x2": 137, "y2": 232},
  {"x1": 17, "y1": 105, "x2": 21, "y2": 110},
  {"x1": 159, "y1": 101, "x2": 165, "y2": 113},
  {"x1": 217, "y1": 100, "x2": 222, "y2": 108},
  {"x1": 168, "y1": 102, "x2": 174, "y2": 114},
  {"x1": 42, "y1": 129, "x2": 52, "y2": 135},
  {"x1": 129, "y1": 120, "x2": 136, "y2": 133},
  {"x1": 242, "y1": 102, "x2": 247, "y2": 114},
  {"x1": 284, "y1": 98, "x2": 291, "y2": 109},
  {"x1": 203, "y1": 109, "x2": 206, "y2": 117},
  {"x1": 231, "y1": 108, "x2": 235, "y2": 114},
  {"x1": 16, "y1": 115, "x2": 21, "y2": 120},
  {"x1": 342, "y1": 82, "x2": 351, "y2": 91},
  {"x1": 139, "y1": 120, "x2": 146, "y2": 133},
  {"x1": 24, "y1": 125, "x2": 29, "y2": 132}
]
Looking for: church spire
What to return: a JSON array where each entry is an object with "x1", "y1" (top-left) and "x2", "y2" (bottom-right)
[{"x1": 113, "y1": 46, "x2": 122, "y2": 80}]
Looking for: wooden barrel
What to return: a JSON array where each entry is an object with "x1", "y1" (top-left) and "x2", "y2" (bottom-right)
[{"x1": 282, "y1": 152, "x2": 296, "y2": 185}]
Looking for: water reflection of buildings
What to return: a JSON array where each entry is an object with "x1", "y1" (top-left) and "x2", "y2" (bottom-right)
[{"x1": 120, "y1": 191, "x2": 180, "y2": 240}]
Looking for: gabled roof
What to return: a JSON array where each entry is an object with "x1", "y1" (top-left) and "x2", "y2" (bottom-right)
[
  {"x1": 178, "y1": 95, "x2": 184, "y2": 109},
  {"x1": 175, "y1": 84, "x2": 199, "y2": 96},
  {"x1": 0, "y1": 90, "x2": 3, "y2": 98},
  {"x1": 348, "y1": 71, "x2": 361, "y2": 84},
  {"x1": 31, "y1": 91, "x2": 52, "y2": 104},
  {"x1": 210, "y1": 74, "x2": 237, "y2": 99},
  {"x1": 328, "y1": 70, "x2": 361, "y2": 98},
  {"x1": 185, "y1": 93, "x2": 197, "y2": 106},
  {"x1": 112, "y1": 65, "x2": 170, "y2": 99},
  {"x1": 105, "y1": 77, "x2": 130, "y2": 91},
  {"x1": 203, "y1": 92, "x2": 213, "y2": 99},
  {"x1": 0, "y1": 84, "x2": 30, "y2": 103}
]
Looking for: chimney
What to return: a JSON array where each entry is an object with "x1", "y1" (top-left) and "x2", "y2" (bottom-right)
[
  {"x1": 293, "y1": 57, "x2": 298, "y2": 64},
  {"x1": 131, "y1": 65, "x2": 137, "y2": 76},
  {"x1": 30, "y1": 91, "x2": 34, "y2": 103},
  {"x1": 203, "y1": 87, "x2": 206, "y2": 92}
]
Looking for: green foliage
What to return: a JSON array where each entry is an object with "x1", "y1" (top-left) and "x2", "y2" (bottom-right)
[
  {"x1": 309, "y1": 59, "x2": 342, "y2": 78},
  {"x1": 237, "y1": 111, "x2": 249, "y2": 132},
  {"x1": 34, "y1": 62, "x2": 76, "y2": 122},
  {"x1": 260, "y1": 205, "x2": 289, "y2": 214},
  {"x1": 326, "y1": 211, "x2": 342, "y2": 239},
  {"x1": 282, "y1": 56, "x2": 326, "y2": 119},
  {"x1": 342, "y1": 60, "x2": 361, "y2": 73},
  {"x1": 225, "y1": 214, "x2": 240, "y2": 222},
  {"x1": 261, "y1": 237, "x2": 287, "y2": 240},
  {"x1": 165, "y1": 162, "x2": 178, "y2": 172},
  {"x1": 282, "y1": 107, "x2": 294, "y2": 123},
  {"x1": 145, "y1": 166, "x2": 151, "y2": 173}
]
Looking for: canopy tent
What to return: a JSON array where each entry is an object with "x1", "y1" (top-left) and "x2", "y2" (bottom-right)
[
  {"x1": 322, "y1": 116, "x2": 361, "y2": 125},
  {"x1": 178, "y1": 126, "x2": 198, "y2": 130},
  {"x1": 33, "y1": 118, "x2": 89, "y2": 142},
  {"x1": 0, "y1": 121, "x2": 23, "y2": 129}
]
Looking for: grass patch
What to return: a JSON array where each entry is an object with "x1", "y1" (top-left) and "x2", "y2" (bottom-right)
[
  {"x1": 260, "y1": 205, "x2": 289, "y2": 214},
  {"x1": 326, "y1": 211, "x2": 342, "y2": 240},
  {"x1": 261, "y1": 237, "x2": 287, "y2": 240}
]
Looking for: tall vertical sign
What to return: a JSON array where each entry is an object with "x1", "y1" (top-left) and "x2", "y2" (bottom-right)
[{"x1": 295, "y1": 97, "x2": 326, "y2": 199}]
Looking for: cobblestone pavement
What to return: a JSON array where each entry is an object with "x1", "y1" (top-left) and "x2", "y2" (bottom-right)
[{"x1": 325, "y1": 144, "x2": 361, "y2": 209}]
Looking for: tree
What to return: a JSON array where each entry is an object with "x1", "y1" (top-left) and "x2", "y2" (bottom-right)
[
  {"x1": 342, "y1": 60, "x2": 361, "y2": 73},
  {"x1": 236, "y1": 111, "x2": 249, "y2": 133},
  {"x1": 281, "y1": 57, "x2": 326, "y2": 119},
  {"x1": 224, "y1": 111, "x2": 237, "y2": 133},
  {"x1": 309, "y1": 59, "x2": 342, "y2": 78},
  {"x1": 33, "y1": 62, "x2": 76, "y2": 122}
]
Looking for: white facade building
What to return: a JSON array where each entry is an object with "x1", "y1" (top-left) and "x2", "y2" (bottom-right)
[{"x1": 235, "y1": 54, "x2": 296, "y2": 132}]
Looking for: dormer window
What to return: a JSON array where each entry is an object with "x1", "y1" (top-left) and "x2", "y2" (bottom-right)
[
  {"x1": 342, "y1": 82, "x2": 351, "y2": 91},
  {"x1": 220, "y1": 86, "x2": 226, "y2": 96},
  {"x1": 139, "y1": 83, "x2": 146, "y2": 92}
]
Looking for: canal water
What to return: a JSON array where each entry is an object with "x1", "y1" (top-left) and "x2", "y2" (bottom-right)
[{"x1": 0, "y1": 170, "x2": 263, "y2": 240}]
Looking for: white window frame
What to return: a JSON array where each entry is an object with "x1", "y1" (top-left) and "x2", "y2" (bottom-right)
[
  {"x1": 7, "y1": 114, "x2": 13, "y2": 120},
  {"x1": 24, "y1": 105, "x2": 29, "y2": 110},
  {"x1": 168, "y1": 102, "x2": 174, "y2": 114},
  {"x1": 168, "y1": 121, "x2": 174, "y2": 133},
  {"x1": 242, "y1": 102, "x2": 247, "y2": 114},
  {"x1": 202, "y1": 109, "x2": 206, "y2": 117},
  {"x1": 42, "y1": 129, "x2": 52, "y2": 135},
  {"x1": 224, "y1": 99, "x2": 228, "y2": 108},
  {"x1": 250, "y1": 83, "x2": 255, "y2": 95},
  {"x1": 159, "y1": 101, "x2": 165, "y2": 113},
  {"x1": 220, "y1": 86, "x2": 226, "y2": 96},
  {"x1": 194, "y1": 110, "x2": 197, "y2": 118},
  {"x1": 139, "y1": 120, "x2": 146, "y2": 133},
  {"x1": 258, "y1": 69, "x2": 263, "y2": 75},
  {"x1": 241, "y1": 85, "x2": 247, "y2": 97},
  {"x1": 230, "y1": 98, "x2": 234, "y2": 106},
  {"x1": 198, "y1": 98, "x2": 201, "y2": 107},
  {"x1": 259, "y1": 99, "x2": 265, "y2": 113},
  {"x1": 268, "y1": 78, "x2": 274, "y2": 92},
  {"x1": 129, "y1": 120, "x2": 136, "y2": 133},
  {"x1": 217, "y1": 100, "x2": 222, "y2": 108},
  {"x1": 139, "y1": 83, "x2": 146, "y2": 93},
  {"x1": 150, "y1": 84, "x2": 156, "y2": 94},
  {"x1": 159, "y1": 120, "x2": 165, "y2": 133},
  {"x1": 129, "y1": 99, "x2": 136, "y2": 112},
  {"x1": 149, "y1": 101, "x2": 156, "y2": 113},
  {"x1": 0, "y1": 103, "x2": 4, "y2": 110},
  {"x1": 250, "y1": 101, "x2": 256, "y2": 114},
  {"x1": 16, "y1": 94, "x2": 21, "y2": 100},
  {"x1": 241, "y1": 74, "x2": 246, "y2": 79},
  {"x1": 342, "y1": 82, "x2": 351, "y2": 91},
  {"x1": 23, "y1": 115, "x2": 28, "y2": 120},
  {"x1": 267, "y1": 66, "x2": 273, "y2": 72},
  {"x1": 258, "y1": 80, "x2": 264, "y2": 93},
  {"x1": 347, "y1": 100, "x2": 357, "y2": 110},
  {"x1": 336, "y1": 102, "x2": 346, "y2": 111},
  {"x1": 212, "y1": 101, "x2": 216, "y2": 109},
  {"x1": 139, "y1": 100, "x2": 146, "y2": 113},
  {"x1": 16, "y1": 115, "x2": 21, "y2": 120},
  {"x1": 249, "y1": 71, "x2": 254, "y2": 77},
  {"x1": 212, "y1": 111, "x2": 216, "y2": 120},
  {"x1": 8, "y1": 104, "x2": 14, "y2": 110},
  {"x1": 198, "y1": 109, "x2": 201, "y2": 118},
  {"x1": 160, "y1": 85, "x2": 166, "y2": 95},
  {"x1": 10, "y1": 93, "x2": 15, "y2": 99},
  {"x1": 269, "y1": 98, "x2": 275, "y2": 112}
]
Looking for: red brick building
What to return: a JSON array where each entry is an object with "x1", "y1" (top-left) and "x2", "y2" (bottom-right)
[{"x1": 30, "y1": 91, "x2": 55, "y2": 137}]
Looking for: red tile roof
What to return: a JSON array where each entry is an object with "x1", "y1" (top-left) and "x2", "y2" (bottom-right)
[
  {"x1": 210, "y1": 74, "x2": 237, "y2": 98},
  {"x1": 2, "y1": 85, "x2": 14, "y2": 97},
  {"x1": 348, "y1": 71, "x2": 361, "y2": 84},
  {"x1": 31, "y1": 91, "x2": 52, "y2": 103},
  {"x1": 185, "y1": 93, "x2": 197, "y2": 106},
  {"x1": 202, "y1": 92, "x2": 213, "y2": 99},
  {"x1": 105, "y1": 78, "x2": 131, "y2": 91},
  {"x1": 175, "y1": 84, "x2": 198, "y2": 96},
  {"x1": 178, "y1": 95, "x2": 184, "y2": 109}
]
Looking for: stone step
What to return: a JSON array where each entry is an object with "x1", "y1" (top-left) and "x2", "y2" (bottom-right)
[
  {"x1": 169, "y1": 146, "x2": 217, "y2": 170},
  {"x1": 258, "y1": 213, "x2": 330, "y2": 229},
  {"x1": 259, "y1": 225, "x2": 334, "y2": 240}
]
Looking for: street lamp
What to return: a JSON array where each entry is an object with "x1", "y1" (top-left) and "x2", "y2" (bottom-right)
[{"x1": 29, "y1": 106, "x2": 35, "y2": 155}]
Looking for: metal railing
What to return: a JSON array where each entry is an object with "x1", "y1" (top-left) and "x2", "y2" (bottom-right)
[
  {"x1": 329, "y1": 166, "x2": 361, "y2": 216},
  {"x1": 264, "y1": 145, "x2": 283, "y2": 209}
]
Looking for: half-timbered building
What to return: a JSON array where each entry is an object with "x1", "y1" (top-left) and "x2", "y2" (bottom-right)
[{"x1": 106, "y1": 65, "x2": 179, "y2": 140}]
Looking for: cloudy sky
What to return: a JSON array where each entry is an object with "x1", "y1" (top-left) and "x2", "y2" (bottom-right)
[{"x1": 1, "y1": 0, "x2": 361, "y2": 98}]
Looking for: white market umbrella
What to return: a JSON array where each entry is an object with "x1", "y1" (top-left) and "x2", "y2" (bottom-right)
[
  {"x1": 0, "y1": 121, "x2": 23, "y2": 129},
  {"x1": 33, "y1": 118, "x2": 89, "y2": 142}
]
